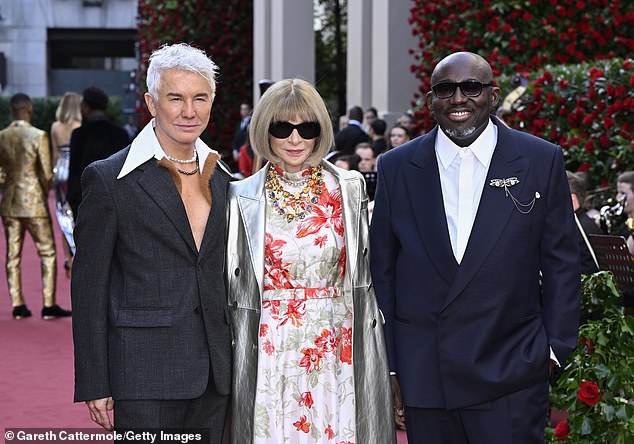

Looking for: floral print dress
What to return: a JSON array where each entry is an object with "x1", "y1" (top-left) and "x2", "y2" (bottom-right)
[{"x1": 254, "y1": 166, "x2": 355, "y2": 443}]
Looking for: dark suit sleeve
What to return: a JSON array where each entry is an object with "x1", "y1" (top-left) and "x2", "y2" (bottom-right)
[
  {"x1": 67, "y1": 128, "x2": 82, "y2": 208},
  {"x1": 540, "y1": 148, "x2": 581, "y2": 364},
  {"x1": 369, "y1": 156, "x2": 399, "y2": 371},
  {"x1": 71, "y1": 163, "x2": 117, "y2": 402}
]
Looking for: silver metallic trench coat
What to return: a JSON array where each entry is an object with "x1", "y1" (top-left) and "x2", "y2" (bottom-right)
[{"x1": 226, "y1": 160, "x2": 395, "y2": 443}]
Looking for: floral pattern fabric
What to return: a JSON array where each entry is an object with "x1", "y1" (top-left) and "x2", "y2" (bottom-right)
[{"x1": 254, "y1": 167, "x2": 355, "y2": 443}]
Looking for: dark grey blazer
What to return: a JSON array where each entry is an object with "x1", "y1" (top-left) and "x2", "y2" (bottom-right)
[{"x1": 72, "y1": 147, "x2": 232, "y2": 402}]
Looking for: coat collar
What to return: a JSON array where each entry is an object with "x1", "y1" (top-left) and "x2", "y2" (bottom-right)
[
  {"x1": 235, "y1": 160, "x2": 363, "y2": 295},
  {"x1": 118, "y1": 118, "x2": 220, "y2": 179}
]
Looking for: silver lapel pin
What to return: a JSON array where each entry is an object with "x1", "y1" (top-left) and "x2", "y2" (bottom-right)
[{"x1": 489, "y1": 177, "x2": 539, "y2": 214}]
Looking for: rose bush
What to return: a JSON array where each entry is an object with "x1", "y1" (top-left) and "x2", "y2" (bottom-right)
[
  {"x1": 547, "y1": 271, "x2": 634, "y2": 443},
  {"x1": 136, "y1": 0, "x2": 253, "y2": 158},
  {"x1": 408, "y1": 0, "x2": 634, "y2": 136},
  {"x1": 499, "y1": 58, "x2": 634, "y2": 188}
]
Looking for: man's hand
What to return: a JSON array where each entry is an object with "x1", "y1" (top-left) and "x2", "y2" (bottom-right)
[
  {"x1": 86, "y1": 397, "x2": 114, "y2": 430},
  {"x1": 390, "y1": 375, "x2": 406, "y2": 430}
]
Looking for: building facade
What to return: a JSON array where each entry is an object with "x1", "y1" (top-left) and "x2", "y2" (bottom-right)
[{"x1": 0, "y1": 0, "x2": 136, "y2": 112}]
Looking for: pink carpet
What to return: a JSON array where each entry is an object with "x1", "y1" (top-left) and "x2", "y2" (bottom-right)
[{"x1": 0, "y1": 196, "x2": 407, "y2": 441}]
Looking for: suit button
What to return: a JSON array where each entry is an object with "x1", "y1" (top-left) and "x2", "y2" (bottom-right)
[
  {"x1": 194, "y1": 306, "x2": 201, "y2": 314},
  {"x1": 371, "y1": 318, "x2": 377, "y2": 328},
  {"x1": 232, "y1": 301, "x2": 238, "y2": 309},
  {"x1": 234, "y1": 268, "x2": 240, "y2": 276}
]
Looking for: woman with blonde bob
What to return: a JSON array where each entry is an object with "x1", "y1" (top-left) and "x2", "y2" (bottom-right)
[{"x1": 227, "y1": 78, "x2": 394, "y2": 443}]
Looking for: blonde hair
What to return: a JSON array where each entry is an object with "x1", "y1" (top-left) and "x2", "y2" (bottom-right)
[
  {"x1": 249, "y1": 78, "x2": 334, "y2": 166},
  {"x1": 55, "y1": 92, "x2": 82, "y2": 123}
]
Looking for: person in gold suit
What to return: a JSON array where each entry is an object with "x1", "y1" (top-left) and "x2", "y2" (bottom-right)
[{"x1": 0, "y1": 93, "x2": 71, "y2": 320}]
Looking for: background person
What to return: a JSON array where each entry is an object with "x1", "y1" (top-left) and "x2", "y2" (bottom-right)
[
  {"x1": 0, "y1": 93, "x2": 71, "y2": 320},
  {"x1": 50, "y1": 92, "x2": 82, "y2": 277},
  {"x1": 567, "y1": 171, "x2": 601, "y2": 275},
  {"x1": 387, "y1": 124, "x2": 411, "y2": 150},
  {"x1": 226, "y1": 78, "x2": 394, "y2": 443},
  {"x1": 334, "y1": 105, "x2": 370, "y2": 154},
  {"x1": 66, "y1": 87, "x2": 130, "y2": 221}
]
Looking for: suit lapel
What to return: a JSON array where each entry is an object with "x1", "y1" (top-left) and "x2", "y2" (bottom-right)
[
  {"x1": 404, "y1": 129, "x2": 458, "y2": 284},
  {"x1": 198, "y1": 166, "x2": 225, "y2": 256},
  {"x1": 238, "y1": 167, "x2": 267, "y2": 296},
  {"x1": 443, "y1": 121, "x2": 531, "y2": 310},
  {"x1": 136, "y1": 160, "x2": 197, "y2": 254}
]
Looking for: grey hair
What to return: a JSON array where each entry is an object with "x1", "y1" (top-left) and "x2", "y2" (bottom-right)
[{"x1": 146, "y1": 43, "x2": 218, "y2": 100}]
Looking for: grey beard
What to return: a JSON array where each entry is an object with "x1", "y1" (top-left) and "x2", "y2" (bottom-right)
[{"x1": 444, "y1": 126, "x2": 476, "y2": 138}]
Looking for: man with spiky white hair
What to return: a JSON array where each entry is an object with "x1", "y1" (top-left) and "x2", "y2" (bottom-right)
[{"x1": 72, "y1": 43, "x2": 232, "y2": 442}]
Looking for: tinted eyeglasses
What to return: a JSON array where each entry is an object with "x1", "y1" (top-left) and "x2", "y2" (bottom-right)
[
  {"x1": 431, "y1": 81, "x2": 493, "y2": 99},
  {"x1": 269, "y1": 121, "x2": 321, "y2": 139}
]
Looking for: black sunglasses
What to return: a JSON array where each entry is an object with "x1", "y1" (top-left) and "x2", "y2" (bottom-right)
[
  {"x1": 431, "y1": 81, "x2": 493, "y2": 99},
  {"x1": 269, "y1": 121, "x2": 321, "y2": 139}
]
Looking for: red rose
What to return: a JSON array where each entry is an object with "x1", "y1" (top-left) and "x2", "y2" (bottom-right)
[
  {"x1": 577, "y1": 381, "x2": 600, "y2": 406},
  {"x1": 577, "y1": 163, "x2": 591, "y2": 172},
  {"x1": 553, "y1": 419, "x2": 570, "y2": 441},
  {"x1": 580, "y1": 337, "x2": 594, "y2": 353}
]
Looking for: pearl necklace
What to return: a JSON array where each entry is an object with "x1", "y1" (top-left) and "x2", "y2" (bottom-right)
[
  {"x1": 265, "y1": 165, "x2": 323, "y2": 223},
  {"x1": 165, "y1": 150, "x2": 197, "y2": 164}
]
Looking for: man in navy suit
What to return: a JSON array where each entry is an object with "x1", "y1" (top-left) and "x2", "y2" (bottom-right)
[{"x1": 370, "y1": 52, "x2": 580, "y2": 443}]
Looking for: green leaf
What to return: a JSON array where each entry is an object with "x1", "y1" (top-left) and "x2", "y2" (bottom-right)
[
  {"x1": 615, "y1": 404, "x2": 629, "y2": 420},
  {"x1": 603, "y1": 404, "x2": 615, "y2": 422},
  {"x1": 594, "y1": 364, "x2": 612, "y2": 379},
  {"x1": 580, "y1": 416, "x2": 593, "y2": 435}
]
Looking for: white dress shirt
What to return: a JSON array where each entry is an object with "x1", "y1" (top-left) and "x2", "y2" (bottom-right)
[
  {"x1": 117, "y1": 118, "x2": 220, "y2": 179},
  {"x1": 435, "y1": 119, "x2": 497, "y2": 263}
]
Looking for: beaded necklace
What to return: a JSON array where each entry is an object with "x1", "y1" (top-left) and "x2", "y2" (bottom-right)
[
  {"x1": 265, "y1": 165, "x2": 324, "y2": 222},
  {"x1": 175, "y1": 151, "x2": 199, "y2": 175}
]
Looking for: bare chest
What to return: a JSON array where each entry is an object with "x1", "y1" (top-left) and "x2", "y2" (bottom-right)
[{"x1": 179, "y1": 176, "x2": 211, "y2": 251}]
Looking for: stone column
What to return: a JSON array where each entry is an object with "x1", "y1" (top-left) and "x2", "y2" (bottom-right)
[
  {"x1": 253, "y1": 0, "x2": 314, "y2": 104},
  {"x1": 346, "y1": 0, "x2": 373, "y2": 112},
  {"x1": 347, "y1": 0, "x2": 418, "y2": 126}
]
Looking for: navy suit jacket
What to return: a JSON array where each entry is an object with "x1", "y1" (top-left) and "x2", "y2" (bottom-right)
[{"x1": 370, "y1": 117, "x2": 580, "y2": 409}]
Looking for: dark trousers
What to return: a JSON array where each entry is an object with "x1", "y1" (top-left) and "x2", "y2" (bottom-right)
[
  {"x1": 114, "y1": 373, "x2": 229, "y2": 444},
  {"x1": 405, "y1": 381, "x2": 549, "y2": 444}
]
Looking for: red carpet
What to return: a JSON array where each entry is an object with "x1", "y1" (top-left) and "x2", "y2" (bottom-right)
[
  {"x1": 0, "y1": 196, "x2": 407, "y2": 440},
  {"x1": 0, "y1": 197, "x2": 89, "y2": 428}
]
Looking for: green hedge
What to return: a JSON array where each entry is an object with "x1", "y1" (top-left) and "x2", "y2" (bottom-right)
[{"x1": 0, "y1": 96, "x2": 125, "y2": 135}]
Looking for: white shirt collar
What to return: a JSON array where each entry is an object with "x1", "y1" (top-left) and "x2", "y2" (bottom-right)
[
  {"x1": 435, "y1": 119, "x2": 497, "y2": 171},
  {"x1": 347, "y1": 119, "x2": 362, "y2": 126},
  {"x1": 117, "y1": 118, "x2": 218, "y2": 179}
]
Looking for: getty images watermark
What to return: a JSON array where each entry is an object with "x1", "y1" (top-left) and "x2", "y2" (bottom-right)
[{"x1": 4, "y1": 429, "x2": 207, "y2": 443}]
